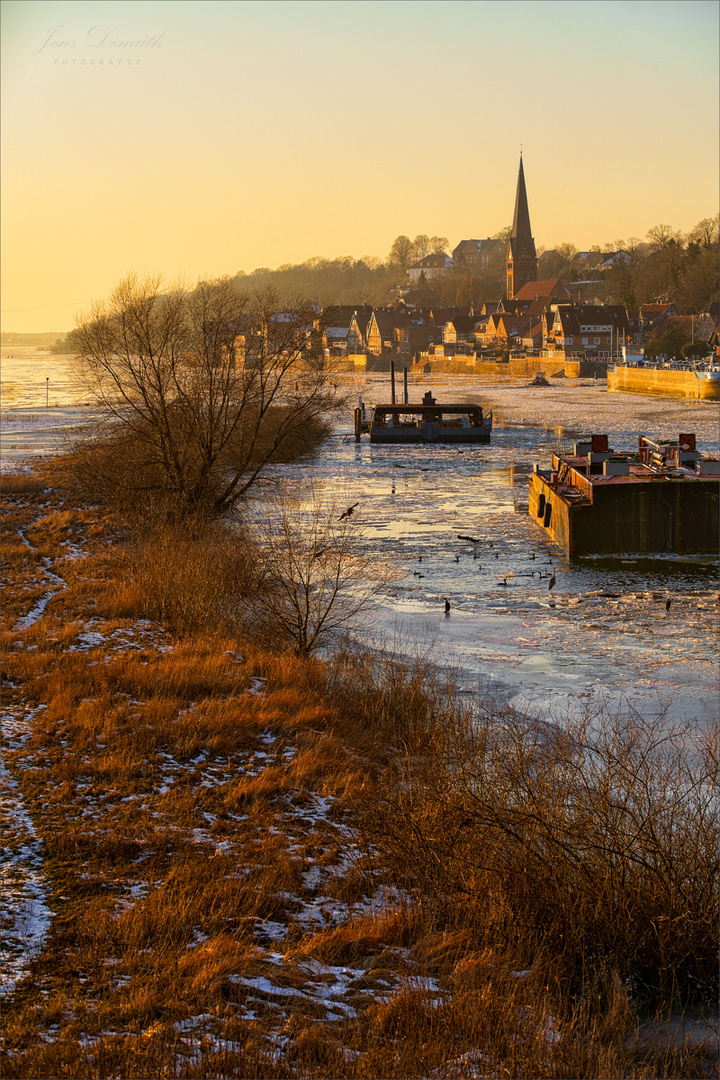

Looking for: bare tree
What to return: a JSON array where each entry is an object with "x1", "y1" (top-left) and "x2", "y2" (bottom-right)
[
  {"x1": 687, "y1": 214, "x2": 719, "y2": 249},
  {"x1": 411, "y1": 234, "x2": 431, "y2": 260},
  {"x1": 646, "y1": 223, "x2": 682, "y2": 251},
  {"x1": 388, "y1": 235, "x2": 414, "y2": 274},
  {"x1": 248, "y1": 485, "x2": 396, "y2": 655},
  {"x1": 430, "y1": 235, "x2": 449, "y2": 254},
  {"x1": 71, "y1": 274, "x2": 333, "y2": 520}
]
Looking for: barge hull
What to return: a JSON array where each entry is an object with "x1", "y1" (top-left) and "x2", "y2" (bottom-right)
[
  {"x1": 369, "y1": 424, "x2": 491, "y2": 444},
  {"x1": 608, "y1": 367, "x2": 720, "y2": 400},
  {"x1": 529, "y1": 472, "x2": 720, "y2": 557}
]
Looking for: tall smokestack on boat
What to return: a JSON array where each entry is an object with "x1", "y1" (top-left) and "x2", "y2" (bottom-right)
[
  {"x1": 403, "y1": 367, "x2": 408, "y2": 404},
  {"x1": 390, "y1": 360, "x2": 396, "y2": 404}
]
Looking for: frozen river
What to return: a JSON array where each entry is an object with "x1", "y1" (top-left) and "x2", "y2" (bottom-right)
[
  {"x1": 260, "y1": 371, "x2": 720, "y2": 730},
  {"x1": 2, "y1": 352, "x2": 719, "y2": 729}
]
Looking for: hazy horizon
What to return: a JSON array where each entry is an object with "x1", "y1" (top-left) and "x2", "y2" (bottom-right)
[{"x1": 2, "y1": 0, "x2": 718, "y2": 333}]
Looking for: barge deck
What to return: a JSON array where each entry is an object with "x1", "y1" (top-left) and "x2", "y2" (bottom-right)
[{"x1": 529, "y1": 434, "x2": 720, "y2": 557}]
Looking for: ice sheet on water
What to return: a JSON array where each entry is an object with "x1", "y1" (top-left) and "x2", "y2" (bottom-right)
[{"x1": 253, "y1": 382, "x2": 719, "y2": 730}]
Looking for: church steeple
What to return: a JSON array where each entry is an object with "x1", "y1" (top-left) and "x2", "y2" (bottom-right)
[{"x1": 506, "y1": 155, "x2": 537, "y2": 298}]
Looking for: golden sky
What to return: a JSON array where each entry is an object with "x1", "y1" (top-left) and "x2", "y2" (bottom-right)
[{"x1": 2, "y1": 0, "x2": 718, "y2": 332}]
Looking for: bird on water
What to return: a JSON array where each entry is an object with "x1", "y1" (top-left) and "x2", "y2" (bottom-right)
[
  {"x1": 665, "y1": 598, "x2": 672, "y2": 611},
  {"x1": 444, "y1": 598, "x2": 451, "y2": 614},
  {"x1": 548, "y1": 570, "x2": 557, "y2": 591}
]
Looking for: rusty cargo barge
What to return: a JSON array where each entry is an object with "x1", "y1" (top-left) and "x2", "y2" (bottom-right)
[{"x1": 529, "y1": 434, "x2": 720, "y2": 558}]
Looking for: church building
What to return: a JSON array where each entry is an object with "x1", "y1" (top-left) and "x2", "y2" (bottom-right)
[{"x1": 506, "y1": 156, "x2": 538, "y2": 298}]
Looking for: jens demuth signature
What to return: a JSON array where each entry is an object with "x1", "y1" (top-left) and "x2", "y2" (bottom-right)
[{"x1": 34, "y1": 25, "x2": 169, "y2": 55}]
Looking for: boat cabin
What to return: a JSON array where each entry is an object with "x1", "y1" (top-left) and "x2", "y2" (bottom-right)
[{"x1": 354, "y1": 402, "x2": 492, "y2": 444}]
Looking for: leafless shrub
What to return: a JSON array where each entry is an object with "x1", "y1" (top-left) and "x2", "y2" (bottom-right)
[
  {"x1": 246, "y1": 484, "x2": 400, "y2": 655},
  {"x1": 358, "y1": 683, "x2": 719, "y2": 1010},
  {"x1": 70, "y1": 274, "x2": 336, "y2": 521}
]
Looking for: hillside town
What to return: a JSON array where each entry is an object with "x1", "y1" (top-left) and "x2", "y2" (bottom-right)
[{"x1": 312, "y1": 158, "x2": 719, "y2": 376}]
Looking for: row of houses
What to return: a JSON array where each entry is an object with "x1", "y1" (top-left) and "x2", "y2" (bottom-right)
[
  {"x1": 319, "y1": 288, "x2": 718, "y2": 365},
  {"x1": 319, "y1": 279, "x2": 621, "y2": 361}
]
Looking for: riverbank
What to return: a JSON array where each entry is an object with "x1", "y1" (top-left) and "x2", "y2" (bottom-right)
[{"x1": 1, "y1": 461, "x2": 718, "y2": 1079}]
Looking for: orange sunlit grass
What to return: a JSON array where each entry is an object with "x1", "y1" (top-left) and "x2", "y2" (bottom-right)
[{"x1": 1, "y1": 454, "x2": 717, "y2": 1079}]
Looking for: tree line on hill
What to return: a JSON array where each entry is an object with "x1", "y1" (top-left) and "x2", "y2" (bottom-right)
[
  {"x1": 44, "y1": 214, "x2": 718, "y2": 357},
  {"x1": 234, "y1": 214, "x2": 718, "y2": 316}
]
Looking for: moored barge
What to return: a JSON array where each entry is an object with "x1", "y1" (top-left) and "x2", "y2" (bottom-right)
[
  {"x1": 607, "y1": 363, "x2": 720, "y2": 400},
  {"x1": 529, "y1": 434, "x2": 720, "y2": 557},
  {"x1": 354, "y1": 393, "x2": 492, "y2": 444}
]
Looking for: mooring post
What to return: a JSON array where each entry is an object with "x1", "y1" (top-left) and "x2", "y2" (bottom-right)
[
  {"x1": 403, "y1": 366, "x2": 408, "y2": 404},
  {"x1": 390, "y1": 360, "x2": 395, "y2": 404}
]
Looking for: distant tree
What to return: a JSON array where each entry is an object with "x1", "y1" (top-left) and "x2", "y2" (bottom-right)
[
  {"x1": 677, "y1": 246, "x2": 720, "y2": 313},
  {"x1": 645, "y1": 322, "x2": 691, "y2": 361},
  {"x1": 556, "y1": 242, "x2": 579, "y2": 265},
  {"x1": 640, "y1": 238, "x2": 685, "y2": 301},
  {"x1": 388, "y1": 235, "x2": 414, "y2": 274},
  {"x1": 681, "y1": 341, "x2": 711, "y2": 361},
  {"x1": 605, "y1": 242, "x2": 644, "y2": 310},
  {"x1": 456, "y1": 274, "x2": 482, "y2": 309},
  {"x1": 430, "y1": 236, "x2": 449, "y2": 254},
  {"x1": 646, "y1": 223, "x2": 683, "y2": 250},
  {"x1": 540, "y1": 242, "x2": 578, "y2": 278},
  {"x1": 687, "y1": 215, "x2": 719, "y2": 249},
  {"x1": 71, "y1": 274, "x2": 333, "y2": 521},
  {"x1": 412, "y1": 234, "x2": 431, "y2": 260}
]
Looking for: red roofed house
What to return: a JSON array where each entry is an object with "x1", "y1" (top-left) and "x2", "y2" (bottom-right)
[
  {"x1": 513, "y1": 278, "x2": 571, "y2": 304},
  {"x1": 366, "y1": 310, "x2": 394, "y2": 355},
  {"x1": 638, "y1": 303, "x2": 679, "y2": 338},
  {"x1": 478, "y1": 311, "x2": 532, "y2": 348},
  {"x1": 543, "y1": 304, "x2": 630, "y2": 360}
]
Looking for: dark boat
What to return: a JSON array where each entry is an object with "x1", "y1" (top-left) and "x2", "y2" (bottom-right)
[{"x1": 354, "y1": 400, "x2": 492, "y2": 444}]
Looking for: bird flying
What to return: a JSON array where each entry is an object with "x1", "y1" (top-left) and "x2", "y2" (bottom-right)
[{"x1": 339, "y1": 503, "x2": 359, "y2": 520}]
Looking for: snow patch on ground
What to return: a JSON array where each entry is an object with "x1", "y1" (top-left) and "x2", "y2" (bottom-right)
[{"x1": 0, "y1": 757, "x2": 53, "y2": 999}]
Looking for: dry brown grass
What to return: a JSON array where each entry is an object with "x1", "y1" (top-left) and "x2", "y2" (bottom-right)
[
  {"x1": 1, "y1": 457, "x2": 717, "y2": 1080},
  {"x1": 0, "y1": 470, "x2": 48, "y2": 495}
]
